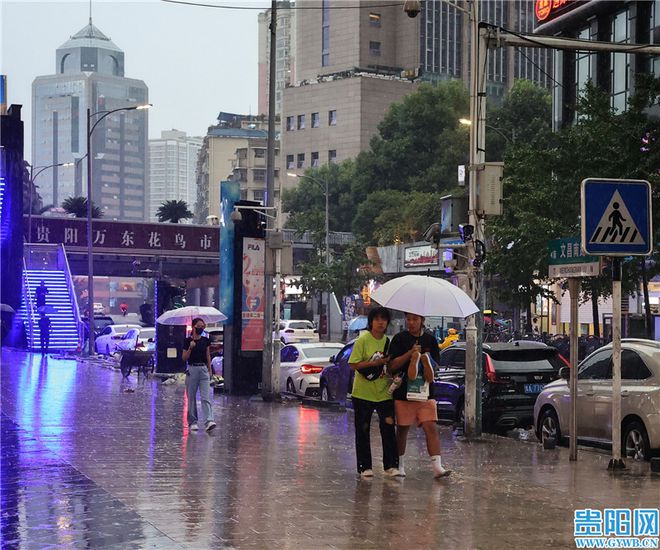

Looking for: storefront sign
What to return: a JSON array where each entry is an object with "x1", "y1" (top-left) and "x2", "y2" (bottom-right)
[
  {"x1": 535, "y1": 0, "x2": 575, "y2": 23},
  {"x1": 403, "y1": 244, "x2": 439, "y2": 268}
]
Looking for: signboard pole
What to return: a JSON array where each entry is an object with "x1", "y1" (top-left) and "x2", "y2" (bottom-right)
[
  {"x1": 568, "y1": 278, "x2": 580, "y2": 461},
  {"x1": 609, "y1": 258, "x2": 625, "y2": 470}
]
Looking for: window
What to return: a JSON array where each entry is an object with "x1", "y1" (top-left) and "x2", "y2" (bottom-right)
[
  {"x1": 240, "y1": 189, "x2": 248, "y2": 200},
  {"x1": 439, "y1": 349, "x2": 458, "y2": 368},
  {"x1": 369, "y1": 12, "x2": 381, "y2": 27},
  {"x1": 253, "y1": 189, "x2": 265, "y2": 203},
  {"x1": 328, "y1": 110, "x2": 337, "y2": 126},
  {"x1": 286, "y1": 116, "x2": 295, "y2": 131},
  {"x1": 369, "y1": 41, "x2": 381, "y2": 57},
  {"x1": 286, "y1": 154, "x2": 294, "y2": 169},
  {"x1": 311, "y1": 151, "x2": 320, "y2": 167},
  {"x1": 322, "y1": 0, "x2": 330, "y2": 66},
  {"x1": 621, "y1": 350, "x2": 653, "y2": 380},
  {"x1": 297, "y1": 153, "x2": 305, "y2": 168},
  {"x1": 311, "y1": 112, "x2": 320, "y2": 128},
  {"x1": 578, "y1": 350, "x2": 612, "y2": 380},
  {"x1": 297, "y1": 114, "x2": 305, "y2": 130},
  {"x1": 253, "y1": 169, "x2": 265, "y2": 182},
  {"x1": 338, "y1": 344, "x2": 354, "y2": 365},
  {"x1": 328, "y1": 149, "x2": 337, "y2": 163},
  {"x1": 280, "y1": 346, "x2": 299, "y2": 363},
  {"x1": 611, "y1": 10, "x2": 630, "y2": 112},
  {"x1": 575, "y1": 27, "x2": 594, "y2": 99},
  {"x1": 254, "y1": 148, "x2": 265, "y2": 158}
]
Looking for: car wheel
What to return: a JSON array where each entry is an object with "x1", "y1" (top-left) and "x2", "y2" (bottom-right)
[
  {"x1": 321, "y1": 383, "x2": 330, "y2": 402},
  {"x1": 623, "y1": 420, "x2": 650, "y2": 461},
  {"x1": 286, "y1": 378, "x2": 296, "y2": 394},
  {"x1": 539, "y1": 408, "x2": 561, "y2": 444}
]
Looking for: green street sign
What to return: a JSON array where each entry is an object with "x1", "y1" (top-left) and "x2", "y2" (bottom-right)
[{"x1": 548, "y1": 237, "x2": 600, "y2": 278}]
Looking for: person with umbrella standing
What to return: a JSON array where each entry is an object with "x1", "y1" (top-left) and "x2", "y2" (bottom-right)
[
  {"x1": 348, "y1": 307, "x2": 399, "y2": 478},
  {"x1": 38, "y1": 313, "x2": 51, "y2": 354},
  {"x1": 388, "y1": 313, "x2": 451, "y2": 478},
  {"x1": 182, "y1": 317, "x2": 216, "y2": 433}
]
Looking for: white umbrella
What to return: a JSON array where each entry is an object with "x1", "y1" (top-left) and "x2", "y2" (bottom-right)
[
  {"x1": 156, "y1": 306, "x2": 227, "y2": 326},
  {"x1": 348, "y1": 316, "x2": 368, "y2": 331},
  {"x1": 371, "y1": 275, "x2": 479, "y2": 319}
]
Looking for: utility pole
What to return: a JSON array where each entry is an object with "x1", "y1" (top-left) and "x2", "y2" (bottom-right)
[{"x1": 261, "y1": 0, "x2": 278, "y2": 401}]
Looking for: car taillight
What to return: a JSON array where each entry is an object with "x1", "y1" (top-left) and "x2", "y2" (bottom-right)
[
  {"x1": 285, "y1": 329, "x2": 295, "y2": 333},
  {"x1": 485, "y1": 355, "x2": 508, "y2": 384},
  {"x1": 300, "y1": 364, "x2": 323, "y2": 374}
]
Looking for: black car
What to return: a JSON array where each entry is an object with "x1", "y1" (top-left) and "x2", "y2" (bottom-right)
[{"x1": 435, "y1": 342, "x2": 568, "y2": 432}]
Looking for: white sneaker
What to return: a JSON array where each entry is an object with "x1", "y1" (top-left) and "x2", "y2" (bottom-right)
[
  {"x1": 397, "y1": 465, "x2": 406, "y2": 477},
  {"x1": 384, "y1": 468, "x2": 400, "y2": 477},
  {"x1": 360, "y1": 469, "x2": 374, "y2": 478},
  {"x1": 433, "y1": 464, "x2": 452, "y2": 478},
  {"x1": 205, "y1": 421, "x2": 217, "y2": 432},
  {"x1": 189, "y1": 423, "x2": 199, "y2": 431}
]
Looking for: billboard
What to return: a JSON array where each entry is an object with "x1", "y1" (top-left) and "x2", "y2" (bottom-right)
[{"x1": 241, "y1": 237, "x2": 265, "y2": 351}]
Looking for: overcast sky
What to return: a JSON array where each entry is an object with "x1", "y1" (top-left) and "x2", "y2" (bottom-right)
[{"x1": 1, "y1": 0, "x2": 263, "y2": 164}]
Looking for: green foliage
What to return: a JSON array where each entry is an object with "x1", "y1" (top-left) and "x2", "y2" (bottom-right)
[
  {"x1": 61, "y1": 196, "x2": 103, "y2": 218},
  {"x1": 157, "y1": 200, "x2": 193, "y2": 223}
]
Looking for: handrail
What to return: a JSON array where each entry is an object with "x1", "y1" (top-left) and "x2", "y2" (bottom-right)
[
  {"x1": 22, "y1": 258, "x2": 36, "y2": 348},
  {"x1": 59, "y1": 244, "x2": 83, "y2": 350}
]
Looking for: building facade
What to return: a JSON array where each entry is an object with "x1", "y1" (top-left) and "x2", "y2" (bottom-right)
[
  {"x1": 149, "y1": 130, "x2": 202, "y2": 222},
  {"x1": 534, "y1": 0, "x2": 659, "y2": 127},
  {"x1": 231, "y1": 138, "x2": 280, "y2": 204},
  {"x1": 194, "y1": 112, "x2": 275, "y2": 222},
  {"x1": 258, "y1": 2, "x2": 296, "y2": 116},
  {"x1": 32, "y1": 20, "x2": 149, "y2": 221}
]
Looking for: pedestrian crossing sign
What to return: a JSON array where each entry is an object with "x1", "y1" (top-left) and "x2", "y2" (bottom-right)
[{"x1": 581, "y1": 178, "x2": 652, "y2": 256}]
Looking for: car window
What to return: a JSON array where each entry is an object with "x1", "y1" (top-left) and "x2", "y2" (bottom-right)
[
  {"x1": 101, "y1": 326, "x2": 112, "y2": 336},
  {"x1": 337, "y1": 344, "x2": 354, "y2": 364},
  {"x1": 488, "y1": 349, "x2": 564, "y2": 372},
  {"x1": 621, "y1": 350, "x2": 653, "y2": 380},
  {"x1": 281, "y1": 346, "x2": 295, "y2": 363},
  {"x1": 439, "y1": 349, "x2": 455, "y2": 367},
  {"x1": 578, "y1": 350, "x2": 612, "y2": 380},
  {"x1": 302, "y1": 346, "x2": 343, "y2": 359},
  {"x1": 279, "y1": 323, "x2": 285, "y2": 331},
  {"x1": 289, "y1": 321, "x2": 314, "y2": 330},
  {"x1": 452, "y1": 350, "x2": 466, "y2": 369}
]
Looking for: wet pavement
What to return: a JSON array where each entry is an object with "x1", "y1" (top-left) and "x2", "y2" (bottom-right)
[{"x1": 1, "y1": 348, "x2": 659, "y2": 549}]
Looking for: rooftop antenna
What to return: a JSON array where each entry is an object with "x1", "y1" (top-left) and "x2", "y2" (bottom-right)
[{"x1": 89, "y1": 0, "x2": 93, "y2": 24}]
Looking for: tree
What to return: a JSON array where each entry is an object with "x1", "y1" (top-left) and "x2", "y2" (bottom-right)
[
  {"x1": 61, "y1": 196, "x2": 103, "y2": 218},
  {"x1": 157, "y1": 200, "x2": 193, "y2": 223}
]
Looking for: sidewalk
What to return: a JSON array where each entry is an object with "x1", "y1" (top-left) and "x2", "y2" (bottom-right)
[{"x1": 1, "y1": 348, "x2": 658, "y2": 549}]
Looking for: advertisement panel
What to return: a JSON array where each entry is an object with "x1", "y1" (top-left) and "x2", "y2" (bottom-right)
[
  {"x1": 403, "y1": 245, "x2": 439, "y2": 268},
  {"x1": 241, "y1": 237, "x2": 265, "y2": 351},
  {"x1": 219, "y1": 180, "x2": 240, "y2": 323}
]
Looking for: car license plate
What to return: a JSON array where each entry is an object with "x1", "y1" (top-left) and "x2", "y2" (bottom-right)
[
  {"x1": 524, "y1": 383, "x2": 545, "y2": 394},
  {"x1": 299, "y1": 338, "x2": 310, "y2": 343}
]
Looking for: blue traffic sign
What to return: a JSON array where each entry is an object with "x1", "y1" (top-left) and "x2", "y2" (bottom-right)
[{"x1": 581, "y1": 178, "x2": 652, "y2": 256}]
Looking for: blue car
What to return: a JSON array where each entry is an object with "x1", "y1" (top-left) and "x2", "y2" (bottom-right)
[{"x1": 319, "y1": 340, "x2": 356, "y2": 405}]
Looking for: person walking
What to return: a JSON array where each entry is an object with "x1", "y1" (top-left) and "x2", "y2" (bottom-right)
[
  {"x1": 182, "y1": 317, "x2": 216, "y2": 433},
  {"x1": 38, "y1": 313, "x2": 51, "y2": 354},
  {"x1": 348, "y1": 307, "x2": 399, "y2": 478},
  {"x1": 388, "y1": 312, "x2": 451, "y2": 478},
  {"x1": 35, "y1": 281, "x2": 48, "y2": 309}
]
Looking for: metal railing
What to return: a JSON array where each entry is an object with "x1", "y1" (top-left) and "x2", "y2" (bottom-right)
[
  {"x1": 21, "y1": 258, "x2": 36, "y2": 347},
  {"x1": 58, "y1": 244, "x2": 83, "y2": 350}
]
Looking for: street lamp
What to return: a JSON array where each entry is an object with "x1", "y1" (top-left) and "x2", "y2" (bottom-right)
[
  {"x1": 86, "y1": 102, "x2": 151, "y2": 355},
  {"x1": 27, "y1": 161, "x2": 74, "y2": 267},
  {"x1": 459, "y1": 118, "x2": 513, "y2": 145}
]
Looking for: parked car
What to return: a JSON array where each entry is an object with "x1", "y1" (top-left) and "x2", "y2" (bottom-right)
[
  {"x1": 277, "y1": 320, "x2": 319, "y2": 344},
  {"x1": 115, "y1": 327, "x2": 155, "y2": 352},
  {"x1": 534, "y1": 339, "x2": 660, "y2": 461},
  {"x1": 319, "y1": 340, "x2": 357, "y2": 405},
  {"x1": 93, "y1": 303, "x2": 105, "y2": 315},
  {"x1": 281, "y1": 342, "x2": 344, "y2": 397},
  {"x1": 207, "y1": 328, "x2": 224, "y2": 358},
  {"x1": 81, "y1": 316, "x2": 114, "y2": 337},
  {"x1": 95, "y1": 324, "x2": 140, "y2": 355},
  {"x1": 435, "y1": 342, "x2": 567, "y2": 432}
]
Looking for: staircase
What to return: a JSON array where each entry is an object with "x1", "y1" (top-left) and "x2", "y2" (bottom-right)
[{"x1": 19, "y1": 267, "x2": 80, "y2": 352}]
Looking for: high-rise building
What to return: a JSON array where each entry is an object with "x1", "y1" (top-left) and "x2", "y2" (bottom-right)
[
  {"x1": 194, "y1": 112, "x2": 276, "y2": 222},
  {"x1": 534, "y1": 0, "x2": 658, "y2": 127},
  {"x1": 231, "y1": 138, "x2": 280, "y2": 204},
  {"x1": 258, "y1": 2, "x2": 296, "y2": 116},
  {"x1": 32, "y1": 19, "x2": 149, "y2": 221},
  {"x1": 149, "y1": 130, "x2": 202, "y2": 222},
  {"x1": 419, "y1": 0, "x2": 553, "y2": 98}
]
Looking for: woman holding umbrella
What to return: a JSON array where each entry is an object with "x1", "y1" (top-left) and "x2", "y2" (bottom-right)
[{"x1": 182, "y1": 317, "x2": 216, "y2": 433}]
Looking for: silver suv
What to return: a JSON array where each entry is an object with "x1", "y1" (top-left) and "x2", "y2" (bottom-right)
[{"x1": 534, "y1": 339, "x2": 660, "y2": 460}]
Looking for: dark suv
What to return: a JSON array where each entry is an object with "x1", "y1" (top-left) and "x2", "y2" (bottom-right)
[{"x1": 435, "y1": 342, "x2": 567, "y2": 432}]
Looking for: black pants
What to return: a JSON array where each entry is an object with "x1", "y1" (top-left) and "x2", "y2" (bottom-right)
[
  {"x1": 40, "y1": 332, "x2": 49, "y2": 353},
  {"x1": 352, "y1": 397, "x2": 398, "y2": 473}
]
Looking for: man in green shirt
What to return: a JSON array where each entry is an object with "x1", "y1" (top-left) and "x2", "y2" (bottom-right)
[{"x1": 348, "y1": 307, "x2": 399, "y2": 478}]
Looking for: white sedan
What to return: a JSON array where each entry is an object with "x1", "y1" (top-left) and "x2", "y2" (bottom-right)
[
  {"x1": 95, "y1": 324, "x2": 140, "y2": 355},
  {"x1": 277, "y1": 320, "x2": 319, "y2": 344},
  {"x1": 280, "y1": 342, "x2": 344, "y2": 397},
  {"x1": 115, "y1": 327, "x2": 155, "y2": 353}
]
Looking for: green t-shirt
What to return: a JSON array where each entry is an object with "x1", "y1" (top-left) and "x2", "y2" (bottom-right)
[{"x1": 348, "y1": 330, "x2": 391, "y2": 402}]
